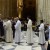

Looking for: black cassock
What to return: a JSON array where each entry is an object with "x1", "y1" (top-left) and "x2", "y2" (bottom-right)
[{"x1": 0, "y1": 20, "x2": 4, "y2": 36}]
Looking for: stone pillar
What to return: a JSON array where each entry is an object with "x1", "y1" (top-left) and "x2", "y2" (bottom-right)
[
  {"x1": 47, "y1": 0, "x2": 50, "y2": 24},
  {"x1": 43, "y1": 0, "x2": 48, "y2": 24},
  {"x1": 41, "y1": 0, "x2": 50, "y2": 24},
  {"x1": 37, "y1": 0, "x2": 50, "y2": 24},
  {"x1": 37, "y1": 0, "x2": 44, "y2": 24},
  {"x1": 0, "y1": 0, "x2": 9, "y2": 18}
]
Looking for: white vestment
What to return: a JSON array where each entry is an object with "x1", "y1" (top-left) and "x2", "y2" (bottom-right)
[
  {"x1": 39, "y1": 23, "x2": 45, "y2": 44},
  {"x1": 49, "y1": 26, "x2": 50, "y2": 40},
  {"x1": 4, "y1": 20, "x2": 13, "y2": 42},
  {"x1": 26, "y1": 19, "x2": 33, "y2": 43},
  {"x1": 14, "y1": 20, "x2": 21, "y2": 43}
]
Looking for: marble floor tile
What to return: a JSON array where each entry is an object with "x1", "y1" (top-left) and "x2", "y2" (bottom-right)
[
  {"x1": 0, "y1": 31, "x2": 47, "y2": 50},
  {"x1": 15, "y1": 46, "x2": 32, "y2": 50}
]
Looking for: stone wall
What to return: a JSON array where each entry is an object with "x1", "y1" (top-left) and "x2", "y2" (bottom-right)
[
  {"x1": 0, "y1": 0, "x2": 17, "y2": 18},
  {"x1": 37, "y1": 0, "x2": 50, "y2": 24}
]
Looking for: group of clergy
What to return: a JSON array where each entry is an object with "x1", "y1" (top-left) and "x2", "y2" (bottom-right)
[
  {"x1": 0, "y1": 17, "x2": 33, "y2": 45},
  {"x1": 0, "y1": 16, "x2": 50, "y2": 48}
]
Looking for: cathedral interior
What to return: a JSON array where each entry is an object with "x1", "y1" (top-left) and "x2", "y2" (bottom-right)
[
  {"x1": 0, "y1": 0, "x2": 50, "y2": 24},
  {"x1": 0, "y1": 0, "x2": 37, "y2": 24},
  {"x1": 0, "y1": 0, "x2": 50, "y2": 50}
]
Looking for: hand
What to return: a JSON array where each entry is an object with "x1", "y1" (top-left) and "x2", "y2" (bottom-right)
[{"x1": 25, "y1": 23, "x2": 27, "y2": 25}]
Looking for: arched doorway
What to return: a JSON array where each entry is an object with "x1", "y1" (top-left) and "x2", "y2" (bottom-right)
[{"x1": 22, "y1": 0, "x2": 36, "y2": 24}]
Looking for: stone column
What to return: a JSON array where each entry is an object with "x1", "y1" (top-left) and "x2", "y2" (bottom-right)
[
  {"x1": 37, "y1": 0, "x2": 50, "y2": 24},
  {"x1": 37, "y1": 0, "x2": 44, "y2": 24},
  {"x1": 48, "y1": 0, "x2": 50, "y2": 24},
  {"x1": 43, "y1": 0, "x2": 48, "y2": 24},
  {"x1": 41, "y1": 0, "x2": 50, "y2": 24}
]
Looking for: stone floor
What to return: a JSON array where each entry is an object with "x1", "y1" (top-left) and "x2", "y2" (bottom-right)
[{"x1": 0, "y1": 31, "x2": 47, "y2": 50}]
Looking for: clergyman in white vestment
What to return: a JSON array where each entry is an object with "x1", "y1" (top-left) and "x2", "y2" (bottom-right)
[
  {"x1": 26, "y1": 17, "x2": 33, "y2": 45},
  {"x1": 39, "y1": 20, "x2": 45, "y2": 45},
  {"x1": 48, "y1": 25, "x2": 50, "y2": 44},
  {"x1": 4, "y1": 19, "x2": 13, "y2": 42},
  {"x1": 14, "y1": 17, "x2": 21, "y2": 44}
]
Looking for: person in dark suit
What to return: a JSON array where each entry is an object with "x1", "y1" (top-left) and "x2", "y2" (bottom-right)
[
  {"x1": 11, "y1": 18, "x2": 15, "y2": 38},
  {"x1": 0, "y1": 18, "x2": 4, "y2": 37},
  {"x1": 45, "y1": 24, "x2": 49, "y2": 41},
  {"x1": 47, "y1": 24, "x2": 50, "y2": 50}
]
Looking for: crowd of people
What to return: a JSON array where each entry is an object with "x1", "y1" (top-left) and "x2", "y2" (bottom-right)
[
  {"x1": 0, "y1": 17, "x2": 33, "y2": 45},
  {"x1": 0, "y1": 17, "x2": 50, "y2": 50}
]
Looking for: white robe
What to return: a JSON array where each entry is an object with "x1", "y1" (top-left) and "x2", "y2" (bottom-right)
[
  {"x1": 49, "y1": 26, "x2": 50, "y2": 40},
  {"x1": 4, "y1": 20, "x2": 13, "y2": 42},
  {"x1": 14, "y1": 20, "x2": 21, "y2": 43},
  {"x1": 26, "y1": 19, "x2": 33, "y2": 43},
  {"x1": 39, "y1": 23, "x2": 45, "y2": 44}
]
